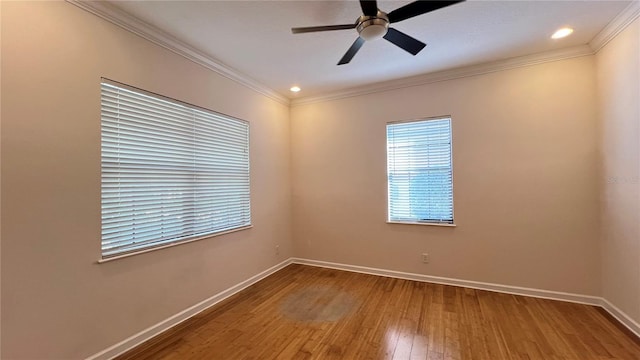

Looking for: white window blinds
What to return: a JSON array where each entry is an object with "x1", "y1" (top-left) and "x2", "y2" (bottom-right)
[
  {"x1": 387, "y1": 118, "x2": 454, "y2": 224},
  {"x1": 101, "y1": 81, "x2": 251, "y2": 258}
]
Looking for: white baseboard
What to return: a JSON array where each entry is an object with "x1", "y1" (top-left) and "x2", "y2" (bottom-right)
[
  {"x1": 601, "y1": 298, "x2": 640, "y2": 337},
  {"x1": 291, "y1": 257, "x2": 640, "y2": 339},
  {"x1": 86, "y1": 258, "x2": 293, "y2": 360},
  {"x1": 87, "y1": 256, "x2": 639, "y2": 359},
  {"x1": 291, "y1": 258, "x2": 602, "y2": 306}
]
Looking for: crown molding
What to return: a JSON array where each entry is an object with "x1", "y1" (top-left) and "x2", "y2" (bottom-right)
[
  {"x1": 67, "y1": 0, "x2": 630, "y2": 109},
  {"x1": 590, "y1": 1, "x2": 640, "y2": 53},
  {"x1": 66, "y1": 0, "x2": 290, "y2": 106},
  {"x1": 291, "y1": 44, "x2": 594, "y2": 106}
]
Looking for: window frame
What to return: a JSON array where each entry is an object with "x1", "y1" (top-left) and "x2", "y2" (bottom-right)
[
  {"x1": 386, "y1": 116, "x2": 456, "y2": 227},
  {"x1": 99, "y1": 78, "x2": 252, "y2": 262}
]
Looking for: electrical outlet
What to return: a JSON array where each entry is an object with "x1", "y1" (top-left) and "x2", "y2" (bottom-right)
[
  {"x1": 421, "y1": 253, "x2": 429, "y2": 263},
  {"x1": 276, "y1": 245, "x2": 280, "y2": 255}
]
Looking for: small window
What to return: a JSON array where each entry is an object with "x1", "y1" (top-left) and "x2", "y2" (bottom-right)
[
  {"x1": 101, "y1": 80, "x2": 251, "y2": 259},
  {"x1": 386, "y1": 117, "x2": 454, "y2": 224}
]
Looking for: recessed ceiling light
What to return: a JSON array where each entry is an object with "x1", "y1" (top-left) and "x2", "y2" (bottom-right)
[
  {"x1": 551, "y1": 27, "x2": 574, "y2": 39},
  {"x1": 290, "y1": 86, "x2": 301, "y2": 93}
]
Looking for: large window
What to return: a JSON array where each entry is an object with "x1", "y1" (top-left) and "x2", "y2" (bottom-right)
[
  {"x1": 101, "y1": 80, "x2": 251, "y2": 259},
  {"x1": 387, "y1": 117, "x2": 454, "y2": 224}
]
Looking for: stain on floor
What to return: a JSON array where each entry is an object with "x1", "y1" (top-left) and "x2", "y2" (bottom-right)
[{"x1": 279, "y1": 285, "x2": 359, "y2": 322}]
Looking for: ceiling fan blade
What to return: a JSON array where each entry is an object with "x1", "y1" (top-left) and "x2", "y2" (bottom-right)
[
  {"x1": 383, "y1": 28, "x2": 426, "y2": 55},
  {"x1": 360, "y1": 0, "x2": 378, "y2": 16},
  {"x1": 291, "y1": 24, "x2": 356, "y2": 34},
  {"x1": 338, "y1": 37, "x2": 365, "y2": 65},
  {"x1": 387, "y1": 1, "x2": 464, "y2": 23}
]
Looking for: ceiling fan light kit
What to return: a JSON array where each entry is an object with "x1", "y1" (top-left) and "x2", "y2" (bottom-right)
[
  {"x1": 291, "y1": 0, "x2": 465, "y2": 65},
  {"x1": 356, "y1": 13, "x2": 389, "y2": 41}
]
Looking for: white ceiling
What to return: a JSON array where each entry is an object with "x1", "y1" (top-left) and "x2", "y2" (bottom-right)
[{"x1": 108, "y1": 0, "x2": 631, "y2": 99}]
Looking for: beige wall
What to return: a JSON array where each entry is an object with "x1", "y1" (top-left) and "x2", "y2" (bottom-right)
[
  {"x1": 1, "y1": 2, "x2": 291, "y2": 359},
  {"x1": 597, "y1": 18, "x2": 640, "y2": 324},
  {"x1": 291, "y1": 56, "x2": 601, "y2": 296}
]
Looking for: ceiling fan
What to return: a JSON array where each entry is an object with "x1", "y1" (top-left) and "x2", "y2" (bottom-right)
[{"x1": 291, "y1": 0, "x2": 465, "y2": 65}]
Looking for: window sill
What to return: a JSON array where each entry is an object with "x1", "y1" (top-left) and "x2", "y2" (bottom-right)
[
  {"x1": 387, "y1": 221, "x2": 456, "y2": 227},
  {"x1": 97, "y1": 225, "x2": 253, "y2": 264}
]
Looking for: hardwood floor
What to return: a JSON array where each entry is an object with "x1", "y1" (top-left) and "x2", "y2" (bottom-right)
[{"x1": 117, "y1": 264, "x2": 640, "y2": 360}]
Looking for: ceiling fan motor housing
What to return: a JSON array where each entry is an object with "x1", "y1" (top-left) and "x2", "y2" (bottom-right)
[
  {"x1": 356, "y1": 12, "x2": 389, "y2": 41},
  {"x1": 290, "y1": 0, "x2": 465, "y2": 65}
]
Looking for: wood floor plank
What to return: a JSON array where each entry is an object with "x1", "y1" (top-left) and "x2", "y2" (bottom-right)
[{"x1": 117, "y1": 264, "x2": 640, "y2": 360}]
